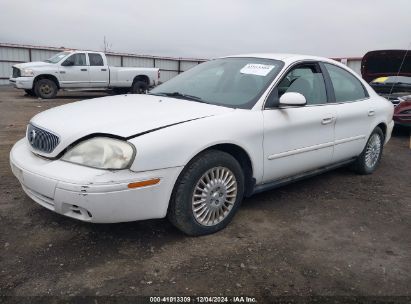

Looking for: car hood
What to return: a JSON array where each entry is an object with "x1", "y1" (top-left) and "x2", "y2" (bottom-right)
[
  {"x1": 30, "y1": 94, "x2": 234, "y2": 157},
  {"x1": 14, "y1": 61, "x2": 54, "y2": 69},
  {"x1": 361, "y1": 50, "x2": 411, "y2": 83}
]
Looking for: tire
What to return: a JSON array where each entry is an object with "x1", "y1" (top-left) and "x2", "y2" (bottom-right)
[
  {"x1": 168, "y1": 150, "x2": 245, "y2": 236},
  {"x1": 34, "y1": 79, "x2": 58, "y2": 99},
  {"x1": 353, "y1": 127, "x2": 384, "y2": 175},
  {"x1": 130, "y1": 80, "x2": 148, "y2": 94},
  {"x1": 24, "y1": 89, "x2": 35, "y2": 96}
]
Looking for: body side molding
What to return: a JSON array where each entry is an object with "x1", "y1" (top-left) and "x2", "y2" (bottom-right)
[{"x1": 252, "y1": 158, "x2": 356, "y2": 195}]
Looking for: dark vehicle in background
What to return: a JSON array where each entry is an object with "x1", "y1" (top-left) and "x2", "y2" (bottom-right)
[
  {"x1": 361, "y1": 50, "x2": 411, "y2": 83},
  {"x1": 370, "y1": 76, "x2": 411, "y2": 106},
  {"x1": 370, "y1": 76, "x2": 411, "y2": 94},
  {"x1": 362, "y1": 50, "x2": 411, "y2": 127}
]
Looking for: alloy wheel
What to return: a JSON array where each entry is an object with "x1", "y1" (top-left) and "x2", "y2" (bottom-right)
[
  {"x1": 192, "y1": 166, "x2": 238, "y2": 226},
  {"x1": 365, "y1": 133, "x2": 381, "y2": 168}
]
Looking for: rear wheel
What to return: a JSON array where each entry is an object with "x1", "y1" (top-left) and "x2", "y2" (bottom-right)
[
  {"x1": 168, "y1": 150, "x2": 244, "y2": 236},
  {"x1": 130, "y1": 80, "x2": 148, "y2": 94},
  {"x1": 24, "y1": 89, "x2": 35, "y2": 96},
  {"x1": 353, "y1": 127, "x2": 384, "y2": 174},
  {"x1": 34, "y1": 79, "x2": 58, "y2": 99}
]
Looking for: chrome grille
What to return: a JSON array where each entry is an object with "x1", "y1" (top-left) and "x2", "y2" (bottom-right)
[
  {"x1": 12, "y1": 67, "x2": 21, "y2": 78},
  {"x1": 27, "y1": 124, "x2": 60, "y2": 154}
]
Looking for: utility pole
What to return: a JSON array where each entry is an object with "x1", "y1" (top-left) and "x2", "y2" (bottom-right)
[{"x1": 103, "y1": 36, "x2": 112, "y2": 53}]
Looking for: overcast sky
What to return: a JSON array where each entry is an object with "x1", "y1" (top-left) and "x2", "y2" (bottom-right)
[{"x1": 0, "y1": 0, "x2": 410, "y2": 59}]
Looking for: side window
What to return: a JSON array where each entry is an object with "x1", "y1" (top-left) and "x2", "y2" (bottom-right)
[
  {"x1": 89, "y1": 53, "x2": 104, "y2": 66},
  {"x1": 324, "y1": 63, "x2": 367, "y2": 102},
  {"x1": 278, "y1": 63, "x2": 327, "y2": 105},
  {"x1": 63, "y1": 53, "x2": 86, "y2": 66}
]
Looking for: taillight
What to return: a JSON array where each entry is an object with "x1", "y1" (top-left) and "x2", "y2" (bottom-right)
[{"x1": 158, "y1": 70, "x2": 160, "y2": 79}]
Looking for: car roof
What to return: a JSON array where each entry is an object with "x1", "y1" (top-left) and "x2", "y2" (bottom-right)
[
  {"x1": 69, "y1": 50, "x2": 104, "y2": 54},
  {"x1": 225, "y1": 53, "x2": 337, "y2": 63}
]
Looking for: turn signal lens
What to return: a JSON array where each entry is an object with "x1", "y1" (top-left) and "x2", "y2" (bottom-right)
[{"x1": 128, "y1": 178, "x2": 160, "y2": 189}]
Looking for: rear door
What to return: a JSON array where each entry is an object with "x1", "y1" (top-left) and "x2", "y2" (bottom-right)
[
  {"x1": 87, "y1": 53, "x2": 109, "y2": 88},
  {"x1": 59, "y1": 53, "x2": 89, "y2": 88},
  {"x1": 321, "y1": 62, "x2": 372, "y2": 162},
  {"x1": 262, "y1": 62, "x2": 336, "y2": 182}
]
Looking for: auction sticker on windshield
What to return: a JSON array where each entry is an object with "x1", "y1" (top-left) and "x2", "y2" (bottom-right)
[{"x1": 240, "y1": 63, "x2": 275, "y2": 76}]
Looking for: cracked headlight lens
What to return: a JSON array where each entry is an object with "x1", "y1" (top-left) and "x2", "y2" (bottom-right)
[{"x1": 62, "y1": 137, "x2": 135, "y2": 169}]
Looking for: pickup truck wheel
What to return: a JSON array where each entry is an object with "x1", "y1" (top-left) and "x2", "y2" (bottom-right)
[
  {"x1": 130, "y1": 81, "x2": 148, "y2": 94},
  {"x1": 34, "y1": 79, "x2": 58, "y2": 99},
  {"x1": 168, "y1": 150, "x2": 245, "y2": 236},
  {"x1": 24, "y1": 89, "x2": 36, "y2": 96},
  {"x1": 353, "y1": 127, "x2": 384, "y2": 175}
]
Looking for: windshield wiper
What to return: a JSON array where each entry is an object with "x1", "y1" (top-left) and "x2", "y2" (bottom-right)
[
  {"x1": 149, "y1": 92, "x2": 205, "y2": 102},
  {"x1": 44, "y1": 60, "x2": 51, "y2": 63}
]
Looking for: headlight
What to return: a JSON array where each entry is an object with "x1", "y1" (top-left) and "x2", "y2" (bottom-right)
[
  {"x1": 62, "y1": 137, "x2": 135, "y2": 169},
  {"x1": 21, "y1": 69, "x2": 34, "y2": 77}
]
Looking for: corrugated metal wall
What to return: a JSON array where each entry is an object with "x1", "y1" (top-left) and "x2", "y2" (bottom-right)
[
  {"x1": 347, "y1": 60, "x2": 362, "y2": 76},
  {"x1": 31, "y1": 49, "x2": 59, "y2": 62},
  {"x1": 0, "y1": 43, "x2": 365, "y2": 85},
  {"x1": 332, "y1": 58, "x2": 362, "y2": 76},
  {"x1": 0, "y1": 46, "x2": 29, "y2": 62},
  {"x1": 0, "y1": 43, "x2": 205, "y2": 85}
]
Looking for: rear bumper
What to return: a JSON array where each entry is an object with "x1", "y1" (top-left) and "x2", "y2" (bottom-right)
[
  {"x1": 9, "y1": 77, "x2": 34, "y2": 89},
  {"x1": 10, "y1": 138, "x2": 182, "y2": 223}
]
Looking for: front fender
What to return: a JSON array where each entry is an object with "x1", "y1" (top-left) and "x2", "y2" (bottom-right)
[{"x1": 128, "y1": 110, "x2": 265, "y2": 184}]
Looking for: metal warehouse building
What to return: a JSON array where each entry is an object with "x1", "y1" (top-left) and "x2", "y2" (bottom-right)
[{"x1": 0, "y1": 43, "x2": 363, "y2": 85}]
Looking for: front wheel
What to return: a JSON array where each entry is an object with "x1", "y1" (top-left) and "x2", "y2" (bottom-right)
[
  {"x1": 353, "y1": 127, "x2": 384, "y2": 175},
  {"x1": 168, "y1": 150, "x2": 245, "y2": 236},
  {"x1": 34, "y1": 79, "x2": 58, "y2": 99}
]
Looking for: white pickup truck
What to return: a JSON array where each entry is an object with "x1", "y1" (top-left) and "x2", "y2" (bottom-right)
[{"x1": 9, "y1": 50, "x2": 160, "y2": 99}]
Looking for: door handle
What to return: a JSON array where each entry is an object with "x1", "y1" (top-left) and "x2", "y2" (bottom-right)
[
  {"x1": 101, "y1": 68, "x2": 107, "y2": 71},
  {"x1": 321, "y1": 117, "x2": 334, "y2": 125},
  {"x1": 368, "y1": 110, "x2": 375, "y2": 116},
  {"x1": 80, "y1": 68, "x2": 87, "y2": 71}
]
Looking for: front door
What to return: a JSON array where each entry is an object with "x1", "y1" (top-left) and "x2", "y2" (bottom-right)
[
  {"x1": 262, "y1": 62, "x2": 335, "y2": 182},
  {"x1": 59, "y1": 53, "x2": 89, "y2": 88}
]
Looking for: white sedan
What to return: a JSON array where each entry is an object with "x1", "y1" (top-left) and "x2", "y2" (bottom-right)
[{"x1": 10, "y1": 54, "x2": 394, "y2": 235}]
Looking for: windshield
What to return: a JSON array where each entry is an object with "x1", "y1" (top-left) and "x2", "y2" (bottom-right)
[
  {"x1": 150, "y1": 57, "x2": 284, "y2": 109},
  {"x1": 44, "y1": 52, "x2": 70, "y2": 63}
]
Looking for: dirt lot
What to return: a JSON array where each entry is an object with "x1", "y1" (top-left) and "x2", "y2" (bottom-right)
[{"x1": 0, "y1": 86, "x2": 410, "y2": 301}]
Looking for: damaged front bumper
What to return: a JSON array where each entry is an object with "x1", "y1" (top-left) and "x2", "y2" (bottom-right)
[
  {"x1": 9, "y1": 77, "x2": 34, "y2": 89},
  {"x1": 10, "y1": 139, "x2": 182, "y2": 223}
]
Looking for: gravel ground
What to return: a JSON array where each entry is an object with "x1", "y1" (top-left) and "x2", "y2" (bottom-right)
[{"x1": 0, "y1": 86, "x2": 410, "y2": 301}]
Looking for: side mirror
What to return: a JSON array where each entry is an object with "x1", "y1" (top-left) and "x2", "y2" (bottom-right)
[
  {"x1": 61, "y1": 60, "x2": 74, "y2": 67},
  {"x1": 279, "y1": 92, "x2": 306, "y2": 106}
]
